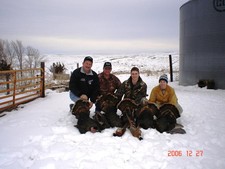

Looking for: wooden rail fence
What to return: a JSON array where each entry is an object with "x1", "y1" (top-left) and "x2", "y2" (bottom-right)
[{"x1": 0, "y1": 62, "x2": 45, "y2": 113}]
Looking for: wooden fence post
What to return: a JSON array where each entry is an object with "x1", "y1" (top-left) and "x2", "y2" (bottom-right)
[
  {"x1": 40, "y1": 62, "x2": 45, "y2": 97},
  {"x1": 169, "y1": 55, "x2": 173, "y2": 82},
  {"x1": 6, "y1": 74, "x2": 10, "y2": 95},
  {"x1": 12, "y1": 71, "x2": 16, "y2": 106}
]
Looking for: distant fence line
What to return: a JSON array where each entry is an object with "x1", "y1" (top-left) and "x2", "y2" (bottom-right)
[{"x1": 113, "y1": 54, "x2": 179, "y2": 81}]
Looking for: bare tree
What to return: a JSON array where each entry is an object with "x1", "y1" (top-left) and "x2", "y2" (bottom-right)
[
  {"x1": 11, "y1": 40, "x2": 25, "y2": 70},
  {"x1": 0, "y1": 39, "x2": 14, "y2": 66},
  {"x1": 0, "y1": 39, "x2": 7, "y2": 61},
  {"x1": 25, "y1": 46, "x2": 36, "y2": 69},
  {"x1": 34, "y1": 52, "x2": 45, "y2": 69},
  {"x1": 25, "y1": 46, "x2": 44, "y2": 69},
  {"x1": 4, "y1": 40, "x2": 15, "y2": 66},
  {"x1": 1, "y1": 39, "x2": 44, "y2": 70}
]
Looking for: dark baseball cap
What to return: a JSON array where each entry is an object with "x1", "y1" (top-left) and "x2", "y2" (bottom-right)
[
  {"x1": 103, "y1": 62, "x2": 112, "y2": 68},
  {"x1": 83, "y1": 56, "x2": 93, "y2": 63}
]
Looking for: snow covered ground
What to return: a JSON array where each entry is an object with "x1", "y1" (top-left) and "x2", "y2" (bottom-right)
[{"x1": 0, "y1": 53, "x2": 225, "y2": 169}]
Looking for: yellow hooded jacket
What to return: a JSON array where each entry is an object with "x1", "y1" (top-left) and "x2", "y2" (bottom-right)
[{"x1": 149, "y1": 84, "x2": 178, "y2": 108}]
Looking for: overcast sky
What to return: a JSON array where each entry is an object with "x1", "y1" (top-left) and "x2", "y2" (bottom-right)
[{"x1": 0, "y1": 0, "x2": 189, "y2": 54}]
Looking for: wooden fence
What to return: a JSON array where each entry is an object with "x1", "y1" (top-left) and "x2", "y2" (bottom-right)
[{"x1": 0, "y1": 62, "x2": 45, "y2": 113}]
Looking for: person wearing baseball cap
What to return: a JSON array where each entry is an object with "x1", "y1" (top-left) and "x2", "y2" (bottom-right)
[
  {"x1": 83, "y1": 56, "x2": 93, "y2": 63},
  {"x1": 97, "y1": 62, "x2": 121, "y2": 97},
  {"x1": 103, "y1": 62, "x2": 112, "y2": 68},
  {"x1": 99, "y1": 62, "x2": 120, "y2": 94},
  {"x1": 69, "y1": 56, "x2": 100, "y2": 133},
  {"x1": 93, "y1": 61, "x2": 122, "y2": 128}
]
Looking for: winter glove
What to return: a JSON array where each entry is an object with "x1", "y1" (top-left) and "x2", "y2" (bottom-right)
[{"x1": 80, "y1": 94, "x2": 88, "y2": 100}]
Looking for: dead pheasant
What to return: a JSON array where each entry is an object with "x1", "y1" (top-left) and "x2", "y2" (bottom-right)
[
  {"x1": 113, "y1": 124, "x2": 127, "y2": 137},
  {"x1": 113, "y1": 98, "x2": 143, "y2": 140},
  {"x1": 126, "y1": 113, "x2": 143, "y2": 140}
]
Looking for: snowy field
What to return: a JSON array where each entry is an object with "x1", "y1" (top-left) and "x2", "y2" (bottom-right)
[{"x1": 0, "y1": 53, "x2": 225, "y2": 169}]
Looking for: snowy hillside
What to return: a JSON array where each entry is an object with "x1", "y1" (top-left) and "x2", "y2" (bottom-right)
[
  {"x1": 0, "y1": 53, "x2": 225, "y2": 169},
  {"x1": 43, "y1": 52, "x2": 179, "y2": 76}
]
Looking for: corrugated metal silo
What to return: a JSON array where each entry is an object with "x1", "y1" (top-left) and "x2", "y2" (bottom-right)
[{"x1": 179, "y1": 0, "x2": 225, "y2": 89}]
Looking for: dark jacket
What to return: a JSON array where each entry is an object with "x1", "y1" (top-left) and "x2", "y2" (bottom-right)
[
  {"x1": 69, "y1": 67, "x2": 99, "y2": 103},
  {"x1": 115, "y1": 76, "x2": 147, "y2": 105}
]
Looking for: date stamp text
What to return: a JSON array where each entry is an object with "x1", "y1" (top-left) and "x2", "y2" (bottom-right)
[{"x1": 167, "y1": 150, "x2": 204, "y2": 157}]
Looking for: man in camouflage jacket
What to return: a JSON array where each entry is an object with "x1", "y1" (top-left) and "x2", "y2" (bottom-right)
[
  {"x1": 115, "y1": 67, "x2": 148, "y2": 125},
  {"x1": 94, "y1": 62, "x2": 122, "y2": 129}
]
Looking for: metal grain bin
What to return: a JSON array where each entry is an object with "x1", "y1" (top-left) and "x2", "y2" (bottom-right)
[{"x1": 179, "y1": 0, "x2": 225, "y2": 89}]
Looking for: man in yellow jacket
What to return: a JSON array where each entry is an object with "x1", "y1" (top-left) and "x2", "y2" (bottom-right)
[{"x1": 149, "y1": 74, "x2": 185, "y2": 134}]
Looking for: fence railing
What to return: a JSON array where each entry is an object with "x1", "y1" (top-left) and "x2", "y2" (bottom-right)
[{"x1": 0, "y1": 62, "x2": 45, "y2": 113}]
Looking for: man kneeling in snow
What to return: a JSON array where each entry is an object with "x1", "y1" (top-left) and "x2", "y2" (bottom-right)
[
  {"x1": 148, "y1": 74, "x2": 185, "y2": 134},
  {"x1": 93, "y1": 62, "x2": 122, "y2": 130},
  {"x1": 68, "y1": 56, "x2": 100, "y2": 134}
]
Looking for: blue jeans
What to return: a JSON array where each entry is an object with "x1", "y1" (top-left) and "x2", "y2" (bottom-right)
[{"x1": 69, "y1": 91, "x2": 80, "y2": 103}]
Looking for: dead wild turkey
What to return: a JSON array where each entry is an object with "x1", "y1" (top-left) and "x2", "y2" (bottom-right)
[
  {"x1": 95, "y1": 94, "x2": 123, "y2": 128},
  {"x1": 71, "y1": 99, "x2": 100, "y2": 134}
]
